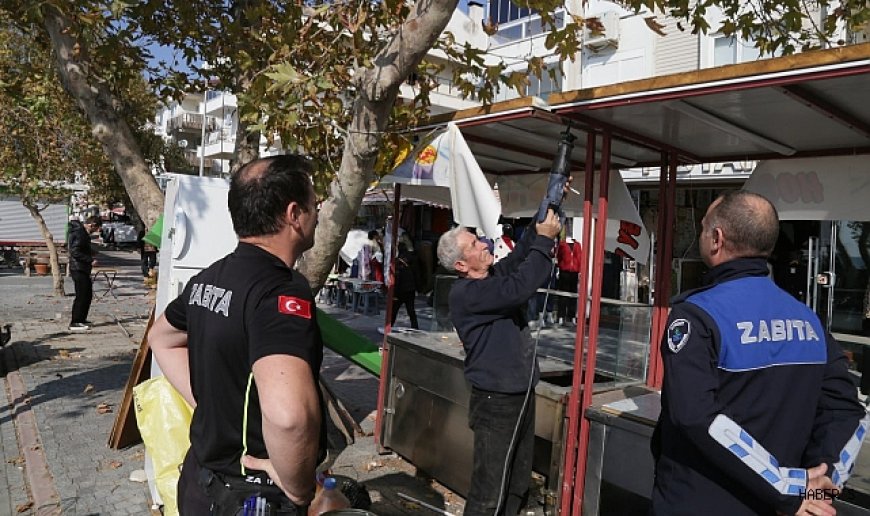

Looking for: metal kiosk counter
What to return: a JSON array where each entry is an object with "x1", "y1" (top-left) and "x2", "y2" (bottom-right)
[{"x1": 381, "y1": 329, "x2": 643, "y2": 511}]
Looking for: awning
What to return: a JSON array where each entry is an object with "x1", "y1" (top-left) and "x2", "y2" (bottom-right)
[
  {"x1": 744, "y1": 155, "x2": 870, "y2": 221},
  {"x1": 412, "y1": 43, "x2": 870, "y2": 173},
  {"x1": 361, "y1": 186, "x2": 451, "y2": 209}
]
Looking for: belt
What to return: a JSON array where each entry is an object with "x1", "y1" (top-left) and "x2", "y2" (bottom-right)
[{"x1": 198, "y1": 467, "x2": 307, "y2": 516}]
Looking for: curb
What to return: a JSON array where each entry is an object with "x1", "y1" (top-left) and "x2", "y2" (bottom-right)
[{"x1": 5, "y1": 344, "x2": 61, "y2": 515}]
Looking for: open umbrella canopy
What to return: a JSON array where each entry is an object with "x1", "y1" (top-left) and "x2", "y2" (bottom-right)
[{"x1": 339, "y1": 229, "x2": 371, "y2": 265}]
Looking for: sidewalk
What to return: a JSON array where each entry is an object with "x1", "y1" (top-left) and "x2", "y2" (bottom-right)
[{"x1": 0, "y1": 251, "x2": 464, "y2": 515}]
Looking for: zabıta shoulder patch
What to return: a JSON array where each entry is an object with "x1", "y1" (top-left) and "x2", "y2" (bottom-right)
[{"x1": 667, "y1": 319, "x2": 691, "y2": 353}]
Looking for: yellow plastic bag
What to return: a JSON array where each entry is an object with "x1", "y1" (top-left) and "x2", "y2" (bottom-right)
[{"x1": 133, "y1": 375, "x2": 193, "y2": 516}]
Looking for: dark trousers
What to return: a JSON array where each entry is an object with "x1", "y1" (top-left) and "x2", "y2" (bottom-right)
[
  {"x1": 142, "y1": 251, "x2": 157, "y2": 277},
  {"x1": 465, "y1": 388, "x2": 536, "y2": 516},
  {"x1": 556, "y1": 271, "x2": 579, "y2": 321},
  {"x1": 178, "y1": 449, "x2": 212, "y2": 515},
  {"x1": 178, "y1": 449, "x2": 303, "y2": 515},
  {"x1": 391, "y1": 291, "x2": 419, "y2": 329},
  {"x1": 70, "y1": 270, "x2": 93, "y2": 324}
]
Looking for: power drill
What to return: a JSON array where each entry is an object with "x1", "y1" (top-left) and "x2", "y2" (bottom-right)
[{"x1": 536, "y1": 123, "x2": 576, "y2": 223}]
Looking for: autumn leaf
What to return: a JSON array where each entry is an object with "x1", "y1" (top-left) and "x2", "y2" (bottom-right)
[{"x1": 644, "y1": 16, "x2": 668, "y2": 37}]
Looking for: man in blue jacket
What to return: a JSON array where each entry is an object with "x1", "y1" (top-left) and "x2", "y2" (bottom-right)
[
  {"x1": 653, "y1": 190, "x2": 867, "y2": 515},
  {"x1": 437, "y1": 210, "x2": 561, "y2": 516}
]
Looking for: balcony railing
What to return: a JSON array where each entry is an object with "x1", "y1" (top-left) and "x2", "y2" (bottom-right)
[
  {"x1": 168, "y1": 113, "x2": 216, "y2": 134},
  {"x1": 183, "y1": 150, "x2": 213, "y2": 169}
]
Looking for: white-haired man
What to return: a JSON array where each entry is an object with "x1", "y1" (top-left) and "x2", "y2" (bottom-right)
[{"x1": 437, "y1": 210, "x2": 560, "y2": 515}]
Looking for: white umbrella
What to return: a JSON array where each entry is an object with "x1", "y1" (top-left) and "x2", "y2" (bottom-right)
[{"x1": 339, "y1": 229, "x2": 371, "y2": 265}]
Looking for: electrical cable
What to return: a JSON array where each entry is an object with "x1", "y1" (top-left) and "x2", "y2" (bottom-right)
[{"x1": 494, "y1": 257, "x2": 558, "y2": 516}]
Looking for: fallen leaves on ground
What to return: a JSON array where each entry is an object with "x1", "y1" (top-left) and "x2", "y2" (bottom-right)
[
  {"x1": 108, "y1": 460, "x2": 122, "y2": 469},
  {"x1": 83, "y1": 384, "x2": 95, "y2": 394},
  {"x1": 57, "y1": 349, "x2": 70, "y2": 359},
  {"x1": 15, "y1": 502, "x2": 32, "y2": 512},
  {"x1": 96, "y1": 403, "x2": 113, "y2": 414},
  {"x1": 400, "y1": 501, "x2": 421, "y2": 511},
  {"x1": 6, "y1": 456, "x2": 24, "y2": 465}
]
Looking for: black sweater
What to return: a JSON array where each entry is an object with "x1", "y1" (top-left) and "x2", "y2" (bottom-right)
[
  {"x1": 448, "y1": 228, "x2": 555, "y2": 393},
  {"x1": 67, "y1": 220, "x2": 94, "y2": 273}
]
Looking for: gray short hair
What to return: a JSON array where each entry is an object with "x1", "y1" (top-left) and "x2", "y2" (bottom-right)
[{"x1": 437, "y1": 226, "x2": 468, "y2": 272}]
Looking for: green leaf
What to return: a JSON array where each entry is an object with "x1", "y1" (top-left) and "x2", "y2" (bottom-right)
[{"x1": 264, "y1": 63, "x2": 301, "y2": 85}]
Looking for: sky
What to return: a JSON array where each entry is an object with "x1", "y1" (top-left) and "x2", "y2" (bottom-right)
[
  {"x1": 143, "y1": 1, "x2": 477, "y2": 83},
  {"x1": 146, "y1": 43, "x2": 194, "y2": 77}
]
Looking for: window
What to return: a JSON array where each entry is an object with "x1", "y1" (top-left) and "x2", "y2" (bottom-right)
[
  {"x1": 489, "y1": 0, "x2": 531, "y2": 25},
  {"x1": 491, "y1": 9, "x2": 566, "y2": 45},
  {"x1": 712, "y1": 35, "x2": 764, "y2": 66},
  {"x1": 493, "y1": 63, "x2": 562, "y2": 102}
]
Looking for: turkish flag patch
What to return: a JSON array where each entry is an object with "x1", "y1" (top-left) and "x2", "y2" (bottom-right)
[{"x1": 277, "y1": 296, "x2": 312, "y2": 319}]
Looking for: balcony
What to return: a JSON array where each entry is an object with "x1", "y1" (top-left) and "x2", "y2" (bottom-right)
[
  {"x1": 201, "y1": 129, "x2": 237, "y2": 159},
  {"x1": 167, "y1": 113, "x2": 216, "y2": 136},
  {"x1": 184, "y1": 150, "x2": 213, "y2": 169},
  {"x1": 204, "y1": 91, "x2": 238, "y2": 116}
]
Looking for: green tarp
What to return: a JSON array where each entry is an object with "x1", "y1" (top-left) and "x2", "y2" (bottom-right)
[
  {"x1": 316, "y1": 308, "x2": 381, "y2": 376},
  {"x1": 143, "y1": 214, "x2": 163, "y2": 248}
]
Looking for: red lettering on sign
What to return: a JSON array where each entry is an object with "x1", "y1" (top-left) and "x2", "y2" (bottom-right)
[
  {"x1": 777, "y1": 173, "x2": 800, "y2": 203},
  {"x1": 617, "y1": 220, "x2": 641, "y2": 250},
  {"x1": 796, "y1": 171, "x2": 824, "y2": 203}
]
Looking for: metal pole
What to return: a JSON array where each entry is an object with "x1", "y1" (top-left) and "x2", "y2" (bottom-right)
[
  {"x1": 573, "y1": 131, "x2": 612, "y2": 515},
  {"x1": 560, "y1": 130, "x2": 596, "y2": 515},
  {"x1": 375, "y1": 183, "x2": 402, "y2": 449},
  {"x1": 646, "y1": 152, "x2": 669, "y2": 388},
  {"x1": 653, "y1": 153, "x2": 679, "y2": 388},
  {"x1": 199, "y1": 86, "x2": 207, "y2": 177}
]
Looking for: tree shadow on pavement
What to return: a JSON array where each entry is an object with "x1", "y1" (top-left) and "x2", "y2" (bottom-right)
[{"x1": 0, "y1": 343, "x2": 134, "y2": 425}]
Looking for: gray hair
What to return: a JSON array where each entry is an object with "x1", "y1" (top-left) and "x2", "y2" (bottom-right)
[{"x1": 437, "y1": 226, "x2": 468, "y2": 272}]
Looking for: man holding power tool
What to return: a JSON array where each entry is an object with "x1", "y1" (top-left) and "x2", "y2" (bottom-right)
[{"x1": 436, "y1": 128, "x2": 574, "y2": 515}]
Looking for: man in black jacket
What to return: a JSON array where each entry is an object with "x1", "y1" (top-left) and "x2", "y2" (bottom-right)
[
  {"x1": 68, "y1": 216, "x2": 101, "y2": 332},
  {"x1": 653, "y1": 191, "x2": 867, "y2": 516},
  {"x1": 437, "y1": 210, "x2": 560, "y2": 516}
]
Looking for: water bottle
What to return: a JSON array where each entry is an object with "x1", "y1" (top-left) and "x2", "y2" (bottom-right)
[{"x1": 308, "y1": 476, "x2": 351, "y2": 515}]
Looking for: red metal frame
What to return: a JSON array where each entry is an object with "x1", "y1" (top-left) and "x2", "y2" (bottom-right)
[
  {"x1": 646, "y1": 153, "x2": 669, "y2": 388},
  {"x1": 573, "y1": 132, "x2": 612, "y2": 515},
  {"x1": 647, "y1": 155, "x2": 678, "y2": 388},
  {"x1": 657, "y1": 155, "x2": 678, "y2": 388},
  {"x1": 560, "y1": 131, "x2": 597, "y2": 515},
  {"x1": 374, "y1": 183, "x2": 402, "y2": 447}
]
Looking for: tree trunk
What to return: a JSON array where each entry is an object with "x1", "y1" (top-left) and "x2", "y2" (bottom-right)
[
  {"x1": 22, "y1": 201, "x2": 64, "y2": 297},
  {"x1": 41, "y1": 6, "x2": 165, "y2": 229},
  {"x1": 298, "y1": 0, "x2": 458, "y2": 292},
  {"x1": 230, "y1": 120, "x2": 260, "y2": 174}
]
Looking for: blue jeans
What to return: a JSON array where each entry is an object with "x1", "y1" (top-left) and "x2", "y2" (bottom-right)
[{"x1": 465, "y1": 388, "x2": 536, "y2": 516}]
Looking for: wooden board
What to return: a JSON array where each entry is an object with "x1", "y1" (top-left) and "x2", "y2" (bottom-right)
[{"x1": 107, "y1": 307, "x2": 155, "y2": 450}]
